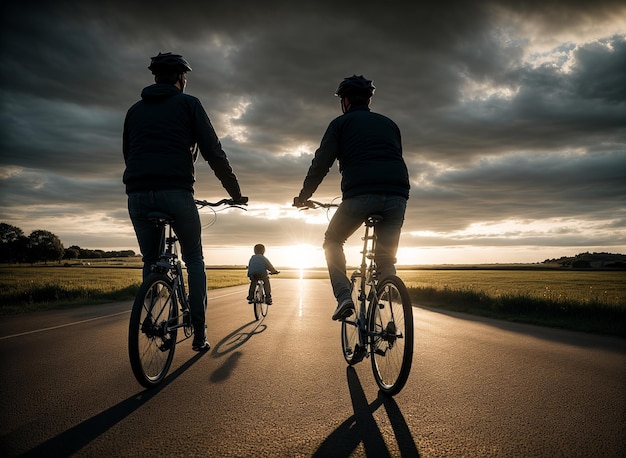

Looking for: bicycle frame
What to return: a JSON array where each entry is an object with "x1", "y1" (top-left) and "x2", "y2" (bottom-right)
[
  {"x1": 148, "y1": 215, "x2": 192, "y2": 339},
  {"x1": 148, "y1": 198, "x2": 248, "y2": 337},
  {"x1": 346, "y1": 215, "x2": 381, "y2": 361}
]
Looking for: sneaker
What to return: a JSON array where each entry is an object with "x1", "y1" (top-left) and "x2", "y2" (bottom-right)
[
  {"x1": 332, "y1": 298, "x2": 354, "y2": 321},
  {"x1": 247, "y1": 296, "x2": 253, "y2": 303},
  {"x1": 192, "y1": 340, "x2": 210, "y2": 352},
  {"x1": 266, "y1": 299, "x2": 272, "y2": 305},
  {"x1": 192, "y1": 325, "x2": 210, "y2": 351}
]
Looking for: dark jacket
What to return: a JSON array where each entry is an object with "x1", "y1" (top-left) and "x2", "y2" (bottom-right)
[
  {"x1": 123, "y1": 83, "x2": 241, "y2": 198},
  {"x1": 297, "y1": 105, "x2": 410, "y2": 201}
]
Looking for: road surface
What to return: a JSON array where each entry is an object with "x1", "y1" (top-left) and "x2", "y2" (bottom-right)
[{"x1": 1, "y1": 278, "x2": 624, "y2": 457}]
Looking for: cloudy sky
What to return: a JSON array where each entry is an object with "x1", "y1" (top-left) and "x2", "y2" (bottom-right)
[{"x1": 1, "y1": 0, "x2": 625, "y2": 267}]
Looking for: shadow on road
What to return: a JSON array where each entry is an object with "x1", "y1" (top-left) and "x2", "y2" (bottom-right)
[
  {"x1": 418, "y1": 305, "x2": 626, "y2": 352},
  {"x1": 207, "y1": 318, "x2": 266, "y2": 383},
  {"x1": 19, "y1": 351, "x2": 208, "y2": 457},
  {"x1": 313, "y1": 366, "x2": 420, "y2": 457},
  {"x1": 211, "y1": 318, "x2": 267, "y2": 357}
]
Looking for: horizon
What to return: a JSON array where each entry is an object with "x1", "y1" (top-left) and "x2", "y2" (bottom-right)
[{"x1": 53, "y1": 239, "x2": 626, "y2": 269}]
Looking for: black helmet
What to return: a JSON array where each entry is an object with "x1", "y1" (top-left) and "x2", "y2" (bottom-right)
[
  {"x1": 335, "y1": 75, "x2": 375, "y2": 97},
  {"x1": 148, "y1": 52, "x2": 192, "y2": 74}
]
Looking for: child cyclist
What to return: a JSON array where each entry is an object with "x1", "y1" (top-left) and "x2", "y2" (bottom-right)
[{"x1": 247, "y1": 244, "x2": 279, "y2": 305}]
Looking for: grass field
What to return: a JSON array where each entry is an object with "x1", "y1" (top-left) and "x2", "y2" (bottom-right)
[
  {"x1": 400, "y1": 269, "x2": 624, "y2": 306},
  {"x1": 1, "y1": 262, "x2": 624, "y2": 337},
  {"x1": 399, "y1": 269, "x2": 625, "y2": 337}
]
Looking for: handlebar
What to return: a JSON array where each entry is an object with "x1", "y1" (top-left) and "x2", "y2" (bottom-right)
[
  {"x1": 296, "y1": 200, "x2": 340, "y2": 210},
  {"x1": 195, "y1": 198, "x2": 248, "y2": 211}
]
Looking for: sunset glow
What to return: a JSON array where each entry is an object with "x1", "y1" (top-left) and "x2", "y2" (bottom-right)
[{"x1": 0, "y1": 2, "x2": 624, "y2": 265}]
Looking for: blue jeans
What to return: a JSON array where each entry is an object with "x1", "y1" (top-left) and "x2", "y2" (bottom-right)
[
  {"x1": 128, "y1": 190, "x2": 207, "y2": 330},
  {"x1": 323, "y1": 194, "x2": 407, "y2": 303}
]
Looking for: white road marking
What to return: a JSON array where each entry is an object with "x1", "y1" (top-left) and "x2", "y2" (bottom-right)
[
  {"x1": 0, "y1": 311, "x2": 130, "y2": 340},
  {"x1": 0, "y1": 287, "x2": 247, "y2": 340}
]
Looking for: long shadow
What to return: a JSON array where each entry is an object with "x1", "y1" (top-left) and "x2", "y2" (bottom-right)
[
  {"x1": 211, "y1": 318, "x2": 267, "y2": 357},
  {"x1": 20, "y1": 351, "x2": 208, "y2": 457},
  {"x1": 417, "y1": 305, "x2": 626, "y2": 353},
  {"x1": 313, "y1": 367, "x2": 420, "y2": 457},
  {"x1": 206, "y1": 318, "x2": 267, "y2": 383}
]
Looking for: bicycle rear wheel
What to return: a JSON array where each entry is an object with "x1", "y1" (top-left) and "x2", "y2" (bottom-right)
[
  {"x1": 341, "y1": 271, "x2": 365, "y2": 365},
  {"x1": 128, "y1": 274, "x2": 178, "y2": 388},
  {"x1": 368, "y1": 275, "x2": 414, "y2": 395},
  {"x1": 253, "y1": 281, "x2": 267, "y2": 320}
]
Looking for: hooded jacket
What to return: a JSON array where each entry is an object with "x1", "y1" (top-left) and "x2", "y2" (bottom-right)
[
  {"x1": 123, "y1": 83, "x2": 241, "y2": 198},
  {"x1": 297, "y1": 105, "x2": 410, "y2": 201}
]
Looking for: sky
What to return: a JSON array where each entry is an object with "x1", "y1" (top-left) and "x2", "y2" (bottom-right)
[{"x1": 1, "y1": 0, "x2": 625, "y2": 268}]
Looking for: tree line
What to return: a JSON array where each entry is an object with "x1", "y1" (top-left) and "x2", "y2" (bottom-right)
[{"x1": 0, "y1": 223, "x2": 136, "y2": 264}]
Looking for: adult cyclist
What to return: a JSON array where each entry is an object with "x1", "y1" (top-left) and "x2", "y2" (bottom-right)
[
  {"x1": 293, "y1": 75, "x2": 410, "y2": 321},
  {"x1": 123, "y1": 52, "x2": 248, "y2": 350}
]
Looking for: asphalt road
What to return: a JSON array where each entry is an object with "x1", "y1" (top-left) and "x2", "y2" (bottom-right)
[{"x1": 1, "y1": 278, "x2": 624, "y2": 457}]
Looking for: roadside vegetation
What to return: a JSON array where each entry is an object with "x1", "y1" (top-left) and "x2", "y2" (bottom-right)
[
  {"x1": 1, "y1": 261, "x2": 624, "y2": 338},
  {"x1": 401, "y1": 269, "x2": 625, "y2": 338},
  {"x1": 0, "y1": 260, "x2": 249, "y2": 314}
]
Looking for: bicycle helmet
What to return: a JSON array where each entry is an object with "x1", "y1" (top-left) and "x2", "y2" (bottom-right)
[
  {"x1": 148, "y1": 52, "x2": 192, "y2": 74},
  {"x1": 335, "y1": 75, "x2": 375, "y2": 97}
]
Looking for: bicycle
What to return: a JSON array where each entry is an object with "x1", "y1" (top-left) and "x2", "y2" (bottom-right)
[
  {"x1": 304, "y1": 200, "x2": 414, "y2": 395},
  {"x1": 250, "y1": 272, "x2": 279, "y2": 321},
  {"x1": 128, "y1": 198, "x2": 247, "y2": 388}
]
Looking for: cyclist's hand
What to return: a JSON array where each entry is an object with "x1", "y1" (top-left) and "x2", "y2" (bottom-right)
[
  {"x1": 293, "y1": 196, "x2": 309, "y2": 208},
  {"x1": 232, "y1": 196, "x2": 249, "y2": 205}
]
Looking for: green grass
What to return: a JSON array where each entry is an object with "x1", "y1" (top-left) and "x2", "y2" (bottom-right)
[
  {"x1": 398, "y1": 269, "x2": 625, "y2": 338},
  {"x1": 0, "y1": 263, "x2": 250, "y2": 314},
  {"x1": 1, "y1": 264, "x2": 624, "y2": 337}
]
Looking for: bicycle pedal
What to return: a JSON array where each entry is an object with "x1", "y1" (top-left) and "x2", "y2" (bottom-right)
[{"x1": 374, "y1": 348, "x2": 387, "y2": 356}]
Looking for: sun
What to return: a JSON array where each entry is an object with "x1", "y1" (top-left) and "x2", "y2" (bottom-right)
[{"x1": 289, "y1": 244, "x2": 321, "y2": 270}]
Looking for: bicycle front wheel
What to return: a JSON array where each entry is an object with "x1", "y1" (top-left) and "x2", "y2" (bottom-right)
[
  {"x1": 253, "y1": 282, "x2": 267, "y2": 320},
  {"x1": 368, "y1": 275, "x2": 414, "y2": 395},
  {"x1": 128, "y1": 274, "x2": 178, "y2": 388}
]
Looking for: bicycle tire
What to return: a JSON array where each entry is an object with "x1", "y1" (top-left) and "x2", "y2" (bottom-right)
[
  {"x1": 253, "y1": 281, "x2": 267, "y2": 320},
  {"x1": 341, "y1": 271, "x2": 365, "y2": 365},
  {"x1": 128, "y1": 274, "x2": 178, "y2": 388},
  {"x1": 368, "y1": 275, "x2": 414, "y2": 395}
]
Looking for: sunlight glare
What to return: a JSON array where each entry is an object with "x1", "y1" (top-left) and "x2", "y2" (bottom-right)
[{"x1": 290, "y1": 244, "x2": 319, "y2": 270}]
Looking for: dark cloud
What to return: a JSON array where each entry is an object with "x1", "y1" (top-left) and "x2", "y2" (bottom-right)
[
  {"x1": 410, "y1": 151, "x2": 626, "y2": 230},
  {"x1": 0, "y1": 0, "x2": 624, "y2": 260}
]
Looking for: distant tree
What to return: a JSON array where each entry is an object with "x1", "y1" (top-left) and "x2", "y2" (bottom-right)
[
  {"x1": 0, "y1": 223, "x2": 24, "y2": 244},
  {"x1": 27, "y1": 230, "x2": 65, "y2": 264},
  {"x1": 85, "y1": 250, "x2": 104, "y2": 259},
  {"x1": 0, "y1": 223, "x2": 27, "y2": 263},
  {"x1": 64, "y1": 248, "x2": 79, "y2": 260}
]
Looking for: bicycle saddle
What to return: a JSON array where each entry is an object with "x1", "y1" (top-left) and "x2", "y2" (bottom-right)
[
  {"x1": 147, "y1": 211, "x2": 174, "y2": 222},
  {"x1": 366, "y1": 214, "x2": 383, "y2": 225}
]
